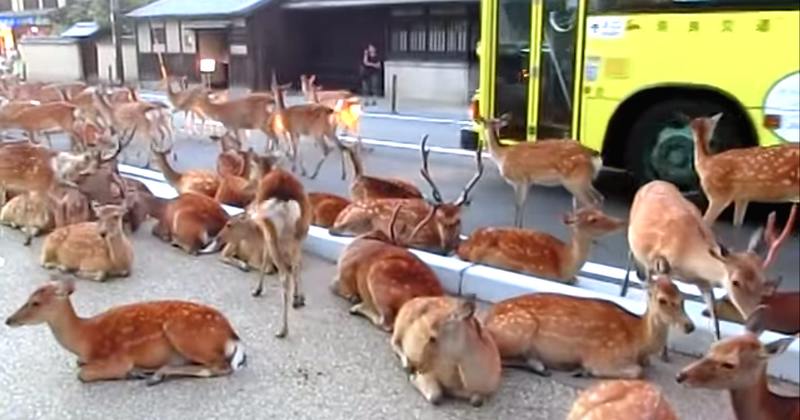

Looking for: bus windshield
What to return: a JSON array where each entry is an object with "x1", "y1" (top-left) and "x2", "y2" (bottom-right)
[{"x1": 494, "y1": 0, "x2": 532, "y2": 140}]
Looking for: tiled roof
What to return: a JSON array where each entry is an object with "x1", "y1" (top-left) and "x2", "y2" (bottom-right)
[{"x1": 127, "y1": 0, "x2": 274, "y2": 18}]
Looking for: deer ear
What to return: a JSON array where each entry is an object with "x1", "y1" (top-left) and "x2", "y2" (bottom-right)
[
  {"x1": 744, "y1": 305, "x2": 768, "y2": 336},
  {"x1": 454, "y1": 294, "x2": 477, "y2": 320},
  {"x1": 761, "y1": 337, "x2": 795, "y2": 359},
  {"x1": 90, "y1": 200, "x2": 102, "y2": 214},
  {"x1": 53, "y1": 276, "x2": 75, "y2": 297},
  {"x1": 709, "y1": 112, "x2": 724, "y2": 127}
]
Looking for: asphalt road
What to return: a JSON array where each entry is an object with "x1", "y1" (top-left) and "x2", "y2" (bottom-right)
[{"x1": 0, "y1": 223, "x2": 738, "y2": 420}]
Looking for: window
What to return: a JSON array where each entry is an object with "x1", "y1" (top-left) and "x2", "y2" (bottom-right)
[
  {"x1": 589, "y1": 0, "x2": 800, "y2": 13},
  {"x1": 42, "y1": 0, "x2": 58, "y2": 8},
  {"x1": 389, "y1": 5, "x2": 474, "y2": 59},
  {"x1": 0, "y1": 0, "x2": 11, "y2": 12},
  {"x1": 23, "y1": 0, "x2": 39, "y2": 10},
  {"x1": 151, "y1": 26, "x2": 166, "y2": 52}
]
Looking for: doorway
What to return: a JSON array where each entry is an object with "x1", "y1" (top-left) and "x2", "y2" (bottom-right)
[{"x1": 196, "y1": 30, "x2": 230, "y2": 89}]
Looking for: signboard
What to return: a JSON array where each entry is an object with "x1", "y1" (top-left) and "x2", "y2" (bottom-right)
[{"x1": 230, "y1": 44, "x2": 247, "y2": 56}]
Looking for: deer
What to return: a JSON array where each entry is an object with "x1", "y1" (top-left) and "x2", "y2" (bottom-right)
[
  {"x1": 567, "y1": 380, "x2": 678, "y2": 420},
  {"x1": 331, "y1": 203, "x2": 444, "y2": 331},
  {"x1": 40, "y1": 202, "x2": 133, "y2": 281},
  {"x1": 343, "y1": 144, "x2": 423, "y2": 201},
  {"x1": 299, "y1": 74, "x2": 362, "y2": 143},
  {"x1": 150, "y1": 144, "x2": 221, "y2": 198},
  {"x1": 206, "y1": 213, "x2": 272, "y2": 274},
  {"x1": 248, "y1": 167, "x2": 311, "y2": 338},
  {"x1": 485, "y1": 264, "x2": 695, "y2": 379},
  {"x1": 5, "y1": 276, "x2": 247, "y2": 385},
  {"x1": 457, "y1": 207, "x2": 626, "y2": 284},
  {"x1": 676, "y1": 306, "x2": 799, "y2": 420},
  {"x1": 691, "y1": 113, "x2": 800, "y2": 227},
  {"x1": 308, "y1": 192, "x2": 351, "y2": 228},
  {"x1": 0, "y1": 190, "x2": 55, "y2": 245},
  {"x1": 476, "y1": 114, "x2": 604, "y2": 227},
  {"x1": 157, "y1": 52, "x2": 216, "y2": 134},
  {"x1": 151, "y1": 192, "x2": 229, "y2": 255},
  {"x1": 193, "y1": 88, "x2": 274, "y2": 145},
  {"x1": 214, "y1": 149, "x2": 278, "y2": 208},
  {"x1": 623, "y1": 180, "x2": 793, "y2": 339},
  {"x1": 390, "y1": 295, "x2": 502, "y2": 406},
  {"x1": 0, "y1": 100, "x2": 82, "y2": 149},
  {"x1": 211, "y1": 132, "x2": 248, "y2": 177},
  {"x1": 330, "y1": 135, "x2": 483, "y2": 255},
  {"x1": 703, "y1": 291, "x2": 800, "y2": 336}
]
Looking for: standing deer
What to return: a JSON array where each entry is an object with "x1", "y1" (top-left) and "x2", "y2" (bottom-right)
[
  {"x1": 457, "y1": 207, "x2": 625, "y2": 283},
  {"x1": 331, "y1": 135, "x2": 483, "y2": 255},
  {"x1": 300, "y1": 74, "x2": 362, "y2": 144},
  {"x1": 0, "y1": 101, "x2": 82, "y2": 149},
  {"x1": 567, "y1": 380, "x2": 678, "y2": 420},
  {"x1": 343, "y1": 144, "x2": 423, "y2": 201},
  {"x1": 308, "y1": 192, "x2": 351, "y2": 228},
  {"x1": 390, "y1": 295, "x2": 502, "y2": 406},
  {"x1": 485, "y1": 267, "x2": 695, "y2": 379},
  {"x1": 157, "y1": 51, "x2": 216, "y2": 134},
  {"x1": 193, "y1": 89, "x2": 274, "y2": 145},
  {"x1": 691, "y1": 113, "x2": 800, "y2": 226},
  {"x1": 151, "y1": 192, "x2": 229, "y2": 255},
  {"x1": 623, "y1": 180, "x2": 791, "y2": 338},
  {"x1": 477, "y1": 114, "x2": 603, "y2": 227},
  {"x1": 5, "y1": 277, "x2": 247, "y2": 385},
  {"x1": 676, "y1": 306, "x2": 799, "y2": 420}
]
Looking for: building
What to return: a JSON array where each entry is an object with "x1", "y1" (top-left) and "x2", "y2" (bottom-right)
[
  {"x1": 128, "y1": 0, "x2": 479, "y2": 105},
  {"x1": 0, "y1": 0, "x2": 65, "y2": 56}
]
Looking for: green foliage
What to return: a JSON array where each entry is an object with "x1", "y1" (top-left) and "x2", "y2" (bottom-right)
[{"x1": 50, "y1": 0, "x2": 155, "y2": 32}]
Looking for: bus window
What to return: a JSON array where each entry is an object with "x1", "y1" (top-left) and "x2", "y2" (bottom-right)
[
  {"x1": 494, "y1": 0, "x2": 532, "y2": 140},
  {"x1": 589, "y1": 0, "x2": 799, "y2": 13}
]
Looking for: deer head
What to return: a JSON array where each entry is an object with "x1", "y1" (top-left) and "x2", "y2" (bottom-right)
[
  {"x1": 562, "y1": 207, "x2": 626, "y2": 239},
  {"x1": 423, "y1": 295, "x2": 485, "y2": 359},
  {"x1": 5, "y1": 275, "x2": 76, "y2": 327},
  {"x1": 92, "y1": 202, "x2": 127, "y2": 239},
  {"x1": 645, "y1": 264, "x2": 695, "y2": 334}
]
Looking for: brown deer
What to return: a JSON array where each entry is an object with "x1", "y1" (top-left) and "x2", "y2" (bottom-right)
[
  {"x1": 214, "y1": 149, "x2": 277, "y2": 208},
  {"x1": 0, "y1": 190, "x2": 55, "y2": 245},
  {"x1": 703, "y1": 291, "x2": 800, "y2": 336},
  {"x1": 300, "y1": 74, "x2": 362, "y2": 141},
  {"x1": 477, "y1": 114, "x2": 603, "y2": 227},
  {"x1": 331, "y1": 204, "x2": 444, "y2": 331},
  {"x1": 330, "y1": 135, "x2": 483, "y2": 255},
  {"x1": 691, "y1": 114, "x2": 800, "y2": 226},
  {"x1": 150, "y1": 145, "x2": 220, "y2": 198},
  {"x1": 211, "y1": 132, "x2": 247, "y2": 177},
  {"x1": 390, "y1": 295, "x2": 502, "y2": 406},
  {"x1": 485, "y1": 267, "x2": 695, "y2": 379},
  {"x1": 457, "y1": 207, "x2": 625, "y2": 284},
  {"x1": 567, "y1": 380, "x2": 678, "y2": 420},
  {"x1": 40, "y1": 202, "x2": 133, "y2": 281},
  {"x1": 676, "y1": 306, "x2": 799, "y2": 420},
  {"x1": 193, "y1": 88, "x2": 274, "y2": 144},
  {"x1": 50, "y1": 186, "x2": 92, "y2": 229},
  {"x1": 152, "y1": 192, "x2": 229, "y2": 255},
  {"x1": 157, "y1": 52, "x2": 216, "y2": 134},
  {"x1": 249, "y1": 168, "x2": 311, "y2": 338},
  {"x1": 207, "y1": 213, "x2": 272, "y2": 273},
  {"x1": 623, "y1": 180, "x2": 792, "y2": 339},
  {"x1": 308, "y1": 192, "x2": 351, "y2": 228},
  {"x1": 0, "y1": 101, "x2": 82, "y2": 148},
  {"x1": 5, "y1": 276, "x2": 247, "y2": 385},
  {"x1": 343, "y1": 144, "x2": 423, "y2": 201}
]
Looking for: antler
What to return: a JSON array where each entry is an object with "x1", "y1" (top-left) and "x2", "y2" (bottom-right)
[
  {"x1": 99, "y1": 127, "x2": 137, "y2": 163},
  {"x1": 762, "y1": 204, "x2": 797, "y2": 268},
  {"x1": 388, "y1": 203, "x2": 403, "y2": 245},
  {"x1": 418, "y1": 134, "x2": 443, "y2": 204},
  {"x1": 454, "y1": 145, "x2": 484, "y2": 207}
]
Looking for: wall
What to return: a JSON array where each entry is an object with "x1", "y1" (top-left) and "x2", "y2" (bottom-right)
[
  {"x1": 18, "y1": 38, "x2": 83, "y2": 81},
  {"x1": 384, "y1": 60, "x2": 472, "y2": 106},
  {"x1": 97, "y1": 39, "x2": 139, "y2": 82}
]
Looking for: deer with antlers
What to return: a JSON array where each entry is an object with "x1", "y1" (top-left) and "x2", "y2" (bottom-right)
[
  {"x1": 676, "y1": 306, "x2": 799, "y2": 420},
  {"x1": 568, "y1": 380, "x2": 678, "y2": 420},
  {"x1": 331, "y1": 204, "x2": 444, "y2": 331},
  {"x1": 457, "y1": 207, "x2": 625, "y2": 283},
  {"x1": 331, "y1": 135, "x2": 483, "y2": 255},
  {"x1": 691, "y1": 114, "x2": 800, "y2": 226},
  {"x1": 477, "y1": 114, "x2": 604, "y2": 227},
  {"x1": 152, "y1": 192, "x2": 229, "y2": 255},
  {"x1": 308, "y1": 192, "x2": 351, "y2": 228},
  {"x1": 343, "y1": 144, "x2": 423, "y2": 201},
  {"x1": 486, "y1": 264, "x2": 694, "y2": 379},
  {"x1": 5, "y1": 277, "x2": 247, "y2": 385},
  {"x1": 623, "y1": 180, "x2": 793, "y2": 339}
]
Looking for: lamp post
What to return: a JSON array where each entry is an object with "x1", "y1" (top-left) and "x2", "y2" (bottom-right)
[{"x1": 110, "y1": 0, "x2": 125, "y2": 83}]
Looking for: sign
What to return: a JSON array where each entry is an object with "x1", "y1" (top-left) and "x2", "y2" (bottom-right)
[
  {"x1": 230, "y1": 44, "x2": 247, "y2": 56},
  {"x1": 763, "y1": 72, "x2": 800, "y2": 143},
  {"x1": 587, "y1": 16, "x2": 626, "y2": 39},
  {"x1": 200, "y1": 58, "x2": 216, "y2": 73}
]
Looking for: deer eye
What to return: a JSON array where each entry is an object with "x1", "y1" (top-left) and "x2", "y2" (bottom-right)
[
  {"x1": 732, "y1": 280, "x2": 741, "y2": 288},
  {"x1": 658, "y1": 298, "x2": 668, "y2": 306},
  {"x1": 721, "y1": 362, "x2": 736, "y2": 370},
  {"x1": 30, "y1": 301, "x2": 40, "y2": 307}
]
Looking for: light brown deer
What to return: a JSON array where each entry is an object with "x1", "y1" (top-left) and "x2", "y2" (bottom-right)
[
  {"x1": 567, "y1": 380, "x2": 678, "y2": 420},
  {"x1": 50, "y1": 186, "x2": 92, "y2": 229},
  {"x1": 157, "y1": 52, "x2": 216, "y2": 134},
  {"x1": 207, "y1": 213, "x2": 272, "y2": 273},
  {"x1": 150, "y1": 146, "x2": 220, "y2": 198},
  {"x1": 40, "y1": 203, "x2": 133, "y2": 281},
  {"x1": 691, "y1": 114, "x2": 800, "y2": 226},
  {"x1": 214, "y1": 149, "x2": 277, "y2": 208},
  {"x1": 485, "y1": 267, "x2": 695, "y2": 379},
  {"x1": 249, "y1": 168, "x2": 311, "y2": 338},
  {"x1": 152, "y1": 192, "x2": 229, "y2": 255},
  {"x1": 676, "y1": 306, "x2": 799, "y2": 420},
  {"x1": 0, "y1": 190, "x2": 55, "y2": 245},
  {"x1": 343, "y1": 144, "x2": 423, "y2": 201},
  {"x1": 0, "y1": 101, "x2": 81, "y2": 148},
  {"x1": 331, "y1": 204, "x2": 444, "y2": 331},
  {"x1": 477, "y1": 114, "x2": 604, "y2": 227},
  {"x1": 194, "y1": 89, "x2": 274, "y2": 144},
  {"x1": 331, "y1": 135, "x2": 483, "y2": 255},
  {"x1": 211, "y1": 132, "x2": 247, "y2": 177},
  {"x1": 300, "y1": 74, "x2": 362, "y2": 140},
  {"x1": 308, "y1": 192, "x2": 351, "y2": 228},
  {"x1": 624, "y1": 180, "x2": 792, "y2": 338},
  {"x1": 457, "y1": 207, "x2": 625, "y2": 283},
  {"x1": 390, "y1": 295, "x2": 502, "y2": 406},
  {"x1": 5, "y1": 277, "x2": 247, "y2": 385},
  {"x1": 703, "y1": 290, "x2": 800, "y2": 336}
]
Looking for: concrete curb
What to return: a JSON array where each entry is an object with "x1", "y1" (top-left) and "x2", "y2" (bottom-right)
[{"x1": 118, "y1": 164, "x2": 800, "y2": 384}]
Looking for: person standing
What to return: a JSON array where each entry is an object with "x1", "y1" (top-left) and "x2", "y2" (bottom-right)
[{"x1": 360, "y1": 44, "x2": 381, "y2": 106}]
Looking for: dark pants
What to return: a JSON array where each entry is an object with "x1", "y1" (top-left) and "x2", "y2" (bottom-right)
[{"x1": 361, "y1": 71, "x2": 380, "y2": 98}]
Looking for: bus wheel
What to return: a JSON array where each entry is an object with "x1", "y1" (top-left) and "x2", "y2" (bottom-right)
[{"x1": 624, "y1": 100, "x2": 744, "y2": 191}]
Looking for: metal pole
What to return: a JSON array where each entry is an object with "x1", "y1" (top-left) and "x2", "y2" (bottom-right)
[
  {"x1": 110, "y1": 0, "x2": 125, "y2": 84},
  {"x1": 391, "y1": 74, "x2": 398, "y2": 114}
]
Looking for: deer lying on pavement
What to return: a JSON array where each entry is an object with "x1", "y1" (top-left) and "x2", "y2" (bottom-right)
[
  {"x1": 0, "y1": 190, "x2": 55, "y2": 245},
  {"x1": 477, "y1": 114, "x2": 603, "y2": 227},
  {"x1": 624, "y1": 180, "x2": 791, "y2": 339},
  {"x1": 691, "y1": 114, "x2": 800, "y2": 226},
  {"x1": 40, "y1": 202, "x2": 133, "y2": 281},
  {"x1": 676, "y1": 306, "x2": 799, "y2": 420},
  {"x1": 214, "y1": 149, "x2": 277, "y2": 208},
  {"x1": 331, "y1": 135, "x2": 483, "y2": 255},
  {"x1": 457, "y1": 207, "x2": 625, "y2": 284},
  {"x1": 391, "y1": 295, "x2": 502, "y2": 406},
  {"x1": 151, "y1": 145, "x2": 221, "y2": 198},
  {"x1": 206, "y1": 213, "x2": 273, "y2": 273},
  {"x1": 344, "y1": 144, "x2": 422, "y2": 201},
  {"x1": 567, "y1": 380, "x2": 678, "y2": 420},
  {"x1": 485, "y1": 264, "x2": 695, "y2": 379},
  {"x1": 152, "y1": 192, "x2": 229, "y2": 255},
  {"x1": 4, "y1": 276, "x2": 247, "y2": 385},
  {"x1": 331, "y1": 204, "x2": 444, "y2": 331},
  {"x1": 308, "y1": 192, "x2": 351, "y2": 228}
]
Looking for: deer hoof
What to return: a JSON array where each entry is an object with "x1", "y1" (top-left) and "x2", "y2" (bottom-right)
[
  {"x1": 145, "y1": 373, "x2": 165, "y2": 386},
  {"x1": 292, "y1": 294, "x2": 306, "y2": 309},
  {"x1": 469, "y1": 395, "x2": 485, "y2": 408},
  {"x1": 274, "y1": 329, "x2": 288, "y2": 339},
  {"x1": 251, "y1": 287, "x2": 263, "y2": 298}
]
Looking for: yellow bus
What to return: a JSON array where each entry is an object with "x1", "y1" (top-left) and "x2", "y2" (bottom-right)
[{"x1": 463, "y1": 0, "x2": 800, "y2": 189}]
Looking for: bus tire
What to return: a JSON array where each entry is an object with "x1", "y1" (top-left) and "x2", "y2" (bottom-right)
[{"x1": 623, "y1": 99, "x2": 748, "y2": 191}]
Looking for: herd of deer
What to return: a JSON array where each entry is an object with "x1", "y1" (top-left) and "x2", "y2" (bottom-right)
[{"x1": 0, "y1": 68, "x2": 797, "y2": 418}]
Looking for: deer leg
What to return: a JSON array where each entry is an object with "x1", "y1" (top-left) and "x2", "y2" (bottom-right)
[
  {"x1": 502, "y1": 356, "x2": 551, "y2": 377},
  {"x1": 410, "y1": 371, "x2": 444, "y2": 405},
  {"x1": 586, "y1": 363, "x2": 643, "y2": 380},
  {"x1": 620, "y1": 251, "x2": 642, "y2": 297},
  {"x1": 349, "y1": 302, "x2": 384, "y2": 327},
  {"x1": 78, "y1": 357, "x2": 135, "y2": 383},
  {"x1": 275, "y1": 271, "x2": 292, "y2": 338},
  {"x1": 700, "y1": 285, "x2": 721, "y2": 340},
  {"x1": 21, "y1": 225, "x2": 38, "y2": 246},
  {"x1": 292, "y1": 263, "x2": 305, "y2": 309},
  {"x1": 146, "y1": 363, "x2": 231, "y2": 386},
  {"x1": 308, "y1": 137, "x2": 331, "y2": 180},
  {"x1": 732, "y1": 200, "x2": 749, "y2": 228},
  {"x1": 703, "y1": 195, "x2": 731, "y2": 227},
  {"x1": 512, "y1": 183, "x2": 529, "y2": 228},
  {"x1": 0, "y1": 185, "x2": 6, "y2": 207}
]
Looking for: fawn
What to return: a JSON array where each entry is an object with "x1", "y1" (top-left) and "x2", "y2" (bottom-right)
[
  {"x1": 308, "y1": 192, "x2": 351, "y2": 228},
  {"x1": 568, "y1": 380, "x2": 678, "y2": 420}
]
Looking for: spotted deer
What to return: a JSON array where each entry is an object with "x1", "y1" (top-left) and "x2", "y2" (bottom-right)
[
  {"x1": 567, "y1": 380, "x2": 678, "y2": 420},
  {"x1": 5, "y1": 277, "x2": 246, "y2": 385},
  {"x1": 691, "y1": 114, "x2": 800, "y2": 226},
  {"x1": 152, "y1": 192, "x2": 229, "y2": 255},
  {"x1": 623, "y1": 180, "x2": 791, "y2": 339},
  {"x1": 151, "y1": 145, "x2": 221, "y2": 198},
  {"x1": 308, "y1": 192, "x2": 351, "y2": 228},
  {"x1": 0, "y1": 190, "x2": 55, "y2": 245},
  {"x1": 343, "y1": 144, "x2": 423, "y2": 201},
  {"x1": 390, "y1": 295, "x2": 502, "y2": 406},
  {"x1": 676, "y1": 306, "x2": 799, "y2": 420},
  {"x1": 457, "y1": 207, "x2": 625, "y2": 283},
  {"x1": 485, "y1": 267, "x2": 695, "y2": 379}
]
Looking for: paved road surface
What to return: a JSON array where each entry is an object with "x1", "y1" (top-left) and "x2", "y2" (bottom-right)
[{"x1": 1, "y1": 223, "x2": 742, "y2": 420}]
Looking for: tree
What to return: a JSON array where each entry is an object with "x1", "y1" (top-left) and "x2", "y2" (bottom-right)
[{"x1": 51, "y1": 0, "x2": 155, "y2": 32}]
